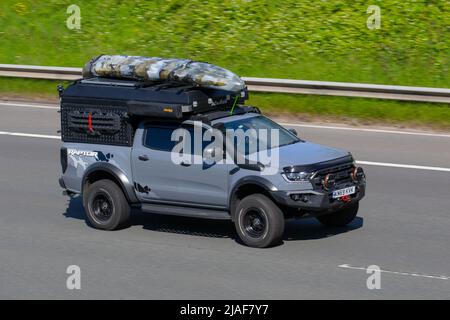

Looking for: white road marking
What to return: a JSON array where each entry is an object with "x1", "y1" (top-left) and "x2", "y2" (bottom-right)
[
  {"x1": 1, "y1": 101, "x2": 450, "y2": 138},
  {"x1": 356, "y1": 160, "x2": 450, "y2": 173},
  {"x1": 1, "y1": 129, "x2": 450, "y2": 172},
  {"x1": 281, "y1": 122, "x2": 450, "y2": 138},
  {"x1": 0, "y1": 102, "x2": 58, "y2": 110},
  {"x1": 0, "y1": 131, "x2": 60, "y2": 140},
  {"x1": 339, "y1": 264, "x2": 450, "y2": 281}
]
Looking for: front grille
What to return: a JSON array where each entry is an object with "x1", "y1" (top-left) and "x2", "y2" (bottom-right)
[{"x1": 312, "y1": 162, "x2": 354, "y2": 188}]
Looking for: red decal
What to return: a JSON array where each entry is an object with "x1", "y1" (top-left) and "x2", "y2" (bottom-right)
[{"x1": 88, "y1": 113, "x2": 93, "y2": 132}]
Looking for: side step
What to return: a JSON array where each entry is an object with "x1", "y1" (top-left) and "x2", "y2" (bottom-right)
[{"x1": 141, "y1": 203, "x2": 230, "y2": 220}]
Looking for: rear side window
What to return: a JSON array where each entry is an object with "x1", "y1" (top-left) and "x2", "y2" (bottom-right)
[
  {"x1": 144, "y1": 125, "x2": 179, "y2": 151},
  {"x1": 144, "y1": 124, "x2": 216, "y2": 154}
]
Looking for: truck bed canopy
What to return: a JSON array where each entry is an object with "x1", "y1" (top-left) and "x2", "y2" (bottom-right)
[{"x1": 59, "y1": 56, "x2": 250, "y2": 146}]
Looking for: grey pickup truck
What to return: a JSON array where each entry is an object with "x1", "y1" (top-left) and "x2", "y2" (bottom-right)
[{"x1": 59, "y1": 67, "x2": 366, "y2": 248}]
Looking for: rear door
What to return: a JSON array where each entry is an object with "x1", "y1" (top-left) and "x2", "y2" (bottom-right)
[{"x1": 131, "y1": 122, "x2": 230, "y2": 207}]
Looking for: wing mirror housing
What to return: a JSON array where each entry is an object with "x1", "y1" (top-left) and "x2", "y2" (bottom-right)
[
  {"x1": 204, "y1": 146, "x2": 224, "y2": 161},
  {"x1": 288, "y1": 128, "x2": 298, "y2": 137}
]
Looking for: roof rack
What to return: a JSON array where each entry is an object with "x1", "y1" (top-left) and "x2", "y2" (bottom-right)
[
  {"x1": 79, "y1": 77, "x2": 195, "y2": 90},
  {"x1": 80, "y1": 78, "x2": 140, "y2": 87}
]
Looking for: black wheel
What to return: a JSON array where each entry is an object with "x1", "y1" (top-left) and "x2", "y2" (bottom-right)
[
  {"x1": 83, "y1": 179, "x2": 131, "y2": 230},
  {"x1": 234, "y1": 194, "x2": 284, "y2": 248},
  {"x1": 317, "y1": 202, "x2": 359, "y2": 227}
]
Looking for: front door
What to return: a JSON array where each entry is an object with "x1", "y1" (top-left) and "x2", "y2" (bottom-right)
[{"x1": 131, "y1": 122, "x2": 230, "y2": 207}]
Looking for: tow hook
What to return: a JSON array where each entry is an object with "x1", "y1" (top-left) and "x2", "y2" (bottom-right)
[{"x1": 340, "y1": 195, "x2": 351, "y2": 203}]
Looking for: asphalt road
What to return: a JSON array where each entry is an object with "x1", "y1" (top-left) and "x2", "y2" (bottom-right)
[{"x1": 0, "y1": 100, "x2": 449, "y2": 299}]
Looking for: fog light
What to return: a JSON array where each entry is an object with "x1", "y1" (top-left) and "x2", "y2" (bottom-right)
[
  {"x1": 290, "y1": 194, "x2": 309, "y2": 202},
  {"x1": 290, "y1": 194, "x2": 301, "y2": 201}
]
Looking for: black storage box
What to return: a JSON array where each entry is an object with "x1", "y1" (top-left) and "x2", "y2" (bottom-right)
[{"x1": 60, "y1": 78, "x2": 248, "y2": 146}]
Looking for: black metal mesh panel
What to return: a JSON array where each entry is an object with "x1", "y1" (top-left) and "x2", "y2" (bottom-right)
[{"x1": 61, "y1": 104, "x2": 134, "y2": 146}]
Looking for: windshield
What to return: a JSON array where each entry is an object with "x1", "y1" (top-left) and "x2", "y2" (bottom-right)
[{"x1": 220, "y1": 115, "x2": 300, "y2": 155}]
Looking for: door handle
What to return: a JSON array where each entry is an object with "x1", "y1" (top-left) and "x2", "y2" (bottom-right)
[
  {"x1": 138, "y1": 155, "x2": 149, "y2": 161},
  {"x1": 180, "y1": 161, "x2": 191, "y2": 167}
]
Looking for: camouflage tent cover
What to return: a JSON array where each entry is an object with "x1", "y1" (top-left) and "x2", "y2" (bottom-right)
[{"x1": 82, "y1": 55, "x2": 245, "y2": 92}]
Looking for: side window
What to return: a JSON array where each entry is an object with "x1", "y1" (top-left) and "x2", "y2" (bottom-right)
[
  {"x1": 144, "y1": 124, "x2": 219, "y2": 155},
  {"x1": 185, "y1": 125, "x2": 218, "y2": 156},
  {"x1": 144, "y1": 125, "x2": 179, "y2": 152}
]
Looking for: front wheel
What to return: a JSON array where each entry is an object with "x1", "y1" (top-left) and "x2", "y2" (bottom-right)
[
  {"x1": 83, "y1": 179, "x2": 131, "y2": 230},
  {"x1": 316, "y1": 202, "x2": 359, "y2": 227},
  {"x1": 234, "y1": 194, "x2": 285, "y2": 248}
]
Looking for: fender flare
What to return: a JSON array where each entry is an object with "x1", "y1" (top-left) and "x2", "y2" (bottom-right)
[
  {"x1": 82, "y1": 162, "x2": 139, "y2": 203},
  {"x1": 228, "y1": 176, "x2": 278, "y2": 219}
]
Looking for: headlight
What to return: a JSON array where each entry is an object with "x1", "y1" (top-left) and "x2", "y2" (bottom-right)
[{"x1": 283, "y1": 171, "x2": 312, "y2": 182}]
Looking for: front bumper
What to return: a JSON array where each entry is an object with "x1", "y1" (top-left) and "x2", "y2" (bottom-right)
[{"x1": 271, "y1": 181, "x2": 366, "y2": 214}]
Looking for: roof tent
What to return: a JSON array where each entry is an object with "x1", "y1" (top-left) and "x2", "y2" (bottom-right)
[{"x1": 59, "y1": 55, "x2": 249, "y2": 145}]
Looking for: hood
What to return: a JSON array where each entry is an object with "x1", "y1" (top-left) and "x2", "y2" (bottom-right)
[{"x1": 250, "y1": 141, "x2": 351, "y2": 173}]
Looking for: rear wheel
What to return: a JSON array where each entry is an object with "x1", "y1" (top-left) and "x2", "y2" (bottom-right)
[
  {"x1": 317, "y1": 202, "x2": 359, "y2": 227},
  {"x1": 83, "y1": 179, "x2": 131, "y2": 230},
  {"x1": 234, "y1": 194, "x2": 284, "y2": 248}
]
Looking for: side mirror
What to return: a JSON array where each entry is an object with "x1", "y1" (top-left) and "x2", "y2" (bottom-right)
[
  {"x1": 204, "y1": 146, "x2": 223, "y2": 161},
  {"x1": 288, "y1": 128, "x2": 298, "y2": 137}
]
